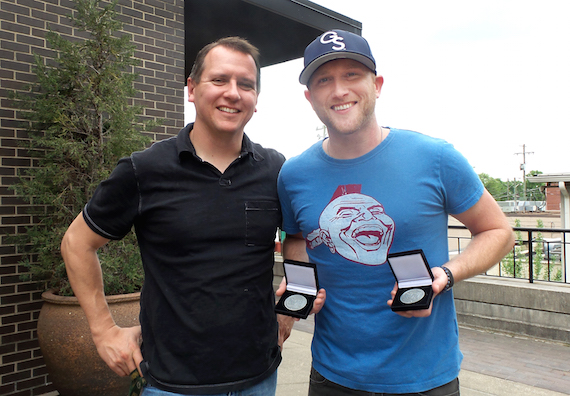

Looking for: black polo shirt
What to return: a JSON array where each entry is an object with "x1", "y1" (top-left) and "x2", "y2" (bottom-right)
[{"x1": 83, "y1": 123, "x2": 285, "y2": 394}]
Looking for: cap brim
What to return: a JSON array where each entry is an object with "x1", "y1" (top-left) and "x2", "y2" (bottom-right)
[{"x1": 299, "y1": 52, "x2": 376, "y2": 85}]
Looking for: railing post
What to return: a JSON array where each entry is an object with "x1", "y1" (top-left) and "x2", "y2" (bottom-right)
[
  {"x1": 528, "y1": 230, "x2": 533, "y2": 283},
  {"x1": 560, "y1": 232, "x2": 570, "y2": 283},
  {"x1": 512, "y1": 243, "x2": 516, "y2": 279}
]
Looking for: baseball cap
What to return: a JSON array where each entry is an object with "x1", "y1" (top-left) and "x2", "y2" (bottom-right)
[{"x1": 299, "y1": 29, "x2": 376, "y2": 85}]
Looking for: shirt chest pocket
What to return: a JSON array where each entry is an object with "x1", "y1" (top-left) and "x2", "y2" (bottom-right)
[{"x1": 245, "y1": 201, "x2": 281, "y2": 247}]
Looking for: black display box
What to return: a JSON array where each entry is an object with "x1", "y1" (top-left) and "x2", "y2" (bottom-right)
[
  {"x1": 275, "y1": 259, "x2": 319, "y2": 319},
  {"x1": 387, "y1": 249, "x2": 434, "y2": 312}
]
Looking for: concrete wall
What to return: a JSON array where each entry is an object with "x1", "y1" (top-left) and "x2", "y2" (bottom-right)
[{"x1": 454, "y1": 276, "x2": 570, "y2": 344}]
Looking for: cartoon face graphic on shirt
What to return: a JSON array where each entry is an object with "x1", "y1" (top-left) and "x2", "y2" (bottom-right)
[{"x1": 307, "y1": 185, "x2": 395, "y2": 265}]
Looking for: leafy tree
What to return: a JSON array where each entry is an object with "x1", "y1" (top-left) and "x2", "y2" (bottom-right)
[
  {"x1": 479, "y1": 173, "x2": 505, "y2": 200},
  {"x1": 11, "y1": 0, "x2": 160, "y2": 295},
  {"x1": 526, "y1": 170, "x2": 546, "y2": 202},
  {"x1": 478, "y1": 171, "x2": 545, "y2": 203}
]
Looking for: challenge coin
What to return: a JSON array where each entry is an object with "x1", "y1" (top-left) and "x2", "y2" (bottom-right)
[
  {"x1": 284, "y1": 294, "x2": 308, "y2": 311},
  {"x1": 400, "y1": 288, "x2": 425, "y2": 305}
]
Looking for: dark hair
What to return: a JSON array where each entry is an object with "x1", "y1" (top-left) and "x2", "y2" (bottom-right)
[{"x1": 189, "y1": 37, "x2": 261, "y2": 92}]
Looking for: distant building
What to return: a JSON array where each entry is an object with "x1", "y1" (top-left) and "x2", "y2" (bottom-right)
[
  {"x1": 497, "y1": 200, "x2": 545, "y2": 213},
  {"x1": 527, "y1": 173, "x2": 570, "y2": 231},
  {"x1": 544, "y1": 182, "x2": 562, "y2": 211}
]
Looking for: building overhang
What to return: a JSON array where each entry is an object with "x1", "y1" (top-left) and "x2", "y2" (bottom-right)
[
  {"x1": 528, "y1": 174, "x2": 570, "y2": 237},
  {"x1": 185, "y1": 0, "x2": 362, "y2": 79},
  {"x1": 527, "y1": 173, "x2": 570, "y2": 184}
]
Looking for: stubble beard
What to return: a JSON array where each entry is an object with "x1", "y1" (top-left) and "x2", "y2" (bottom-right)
[{"x1": 322, "y1": 99, "x2": 377, "y2": 137}]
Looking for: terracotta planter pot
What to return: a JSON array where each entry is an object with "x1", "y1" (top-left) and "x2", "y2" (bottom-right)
[{"x1": 37, "y1": 289, "x2": 141, "y2": 396}]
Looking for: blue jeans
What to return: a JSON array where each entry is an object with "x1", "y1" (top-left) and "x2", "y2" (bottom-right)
[{"x1": 141, "y1": 370, "x2": 277, "y2": 396}]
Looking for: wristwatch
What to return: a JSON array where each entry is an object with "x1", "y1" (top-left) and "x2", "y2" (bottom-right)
[{"x1": 441, "y1": 266, "x2": 454, "y2": 293}]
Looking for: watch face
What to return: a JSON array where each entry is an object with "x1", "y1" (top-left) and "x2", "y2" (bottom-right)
[
  {"x1": 400, "y1": 288, "x2": 425, "y2": 305},
  {"x1": 284, "y1": 294, "x2": 308, "y2": 311}
]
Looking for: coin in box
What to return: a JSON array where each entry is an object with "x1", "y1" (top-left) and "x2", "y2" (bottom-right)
[{"x1": 275, "y1": 259, "x2": 319, "y2": 319}]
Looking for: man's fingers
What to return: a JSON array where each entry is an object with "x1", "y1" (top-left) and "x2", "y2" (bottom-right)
[{"x1": 276, "y1": 277, "x2": 287, "y2": 297}]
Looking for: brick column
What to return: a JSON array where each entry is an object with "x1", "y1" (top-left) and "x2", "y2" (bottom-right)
[{"x1": 0, "y1": 1, "x2": 184, "y2": 394}]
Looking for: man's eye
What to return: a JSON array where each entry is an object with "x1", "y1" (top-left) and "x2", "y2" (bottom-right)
[
  {"x1": 239, "y1": 82, "x2": 255, "y2": 91},
  {"x1": 212, "y1": 79, "x2": 225, "y2": 85}
]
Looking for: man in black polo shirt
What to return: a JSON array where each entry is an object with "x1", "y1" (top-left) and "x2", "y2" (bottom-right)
[{"x1": 61, "y1": 37, "x2": 320, "y2": 395}]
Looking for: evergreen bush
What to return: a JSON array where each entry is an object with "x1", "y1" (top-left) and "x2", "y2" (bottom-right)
[{"x1": 11, "y1": 0, "x2": 160, "y2": 295}]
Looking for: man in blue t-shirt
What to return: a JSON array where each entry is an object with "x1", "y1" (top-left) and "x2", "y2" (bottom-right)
[{"x1": 278, "y1": 30, "x2": 515, "y2": 395}]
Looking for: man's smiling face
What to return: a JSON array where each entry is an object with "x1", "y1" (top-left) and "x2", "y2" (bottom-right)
[
  {"x1": 304, "y1": 58, "x2": 381, "y2": 137},
  {"x1": 187, "y1": 45, "x2": 258, "y2": 137}
]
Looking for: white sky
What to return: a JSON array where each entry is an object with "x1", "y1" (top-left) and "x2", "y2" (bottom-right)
[{"x1": 185, "y1": 0, "x2": 570, "y2": 182}]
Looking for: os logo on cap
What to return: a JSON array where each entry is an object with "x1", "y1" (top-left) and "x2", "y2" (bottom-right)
[
  {"x1": 320, "y1": 31, "x2": 346, "y2": 51},
  {"x1": 299, "y1": 29, "x2": 376, "y2": 85}
]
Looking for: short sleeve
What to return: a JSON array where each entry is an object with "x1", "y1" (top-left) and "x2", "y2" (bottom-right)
[
  {"x1": 83, "y1": 157, "x2": 140, "y2": 240},
  {"x1": 277, "y1": 170, "x2": 301, "y2": 235},
  {"x1": 440, "y1": 143, "x2": 484, "y2": 215}
]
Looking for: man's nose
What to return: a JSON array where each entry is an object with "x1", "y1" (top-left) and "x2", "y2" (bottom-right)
[
  {"x1": 331, "y1": 80, "x2": 350, "y2": 98},
  {"x1": 224, "y1": 80, "x2": 241, "y2": 100}
]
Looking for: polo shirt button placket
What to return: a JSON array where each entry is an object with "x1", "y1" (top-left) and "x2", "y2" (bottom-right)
[{"x1": 219, "y1": 178, "x2": 231, "y2": 187}]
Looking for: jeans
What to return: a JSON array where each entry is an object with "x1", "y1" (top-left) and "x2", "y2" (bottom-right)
[
  {"x1": 141, "y1": 370, "x2": 277, "y2": 396},
  {"x1": 308, "y1": 367, "x2": 460, "y2": 396}
]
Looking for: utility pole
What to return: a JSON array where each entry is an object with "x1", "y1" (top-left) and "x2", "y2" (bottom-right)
[
  {"x1": 513, "y1": 178, "x2": 518, "y2": 210},
  {"x1": 515, "y1": 144, "x2": 534, "y2": 202}
]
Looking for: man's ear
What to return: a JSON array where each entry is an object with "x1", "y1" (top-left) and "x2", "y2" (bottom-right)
[
  {"x1": 375, "y1": 75, "x2": 384, "y2": 98},
  {"x1": 187, "y1": 77, "x2": 196, "y2": 103},
  {"x1": 304, "y1": 89, "x2": 315, "y2": 110}
]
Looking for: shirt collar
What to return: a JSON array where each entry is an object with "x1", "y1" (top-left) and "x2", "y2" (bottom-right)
[{"x1": 176, "y1": 123, "x2": 264, "y2": 162}]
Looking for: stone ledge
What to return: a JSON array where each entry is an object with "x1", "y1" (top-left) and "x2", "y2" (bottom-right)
[{"x1": 454, "y1": 276, "x2": 570, "y2": 344}]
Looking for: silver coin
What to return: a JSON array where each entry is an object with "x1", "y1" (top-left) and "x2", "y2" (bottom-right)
[
  {"x1": 400, "y1": 288, "x2": 425, "y2": 305},
  {"x1": 284, "y1": 294, "x2": 308, "y2": 311}
]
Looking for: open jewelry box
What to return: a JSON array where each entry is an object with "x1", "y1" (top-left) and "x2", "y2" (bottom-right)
[
  {"x1": 387, "y1": 249, "x2": 434, "y2": 312},
  {"x1": 275, "y1": 259, "x2": 319, "y2": 319}
]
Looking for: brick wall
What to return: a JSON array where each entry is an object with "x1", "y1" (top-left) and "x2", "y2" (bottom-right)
[
  {"x1": 545, "y1": 182, "x2": 561, "y2": 211},
  {"x1": 0, "y1": 0, "x2": 184, "y2": 394}
]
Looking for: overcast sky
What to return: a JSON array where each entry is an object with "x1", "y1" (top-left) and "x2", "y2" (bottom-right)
[{"x1": 185, "y1": 0, "x2": 570, "y2": 182}]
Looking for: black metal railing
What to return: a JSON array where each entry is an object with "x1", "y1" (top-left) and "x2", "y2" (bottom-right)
[{"x1": 448, "y1": 225, "x2": 569, "y2": 284}]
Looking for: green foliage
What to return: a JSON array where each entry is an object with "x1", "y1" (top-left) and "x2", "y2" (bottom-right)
[
  {"x1": 478, "y1": 173, "x2": 505, "y2": 199},
  {"x1": 11, "y1": 0, "x2": 159, "y2": 296},
  {"x1": 500, "y1": 219, "x2": 525, "y2": 278},
  {"x1": 533, "y1": 219, "x2": 544, "y2": 280},
  {"x1": 500, "y1": 219, "x2": 564, "y2": 282},
  {"x1": 526, "y1": 170, "x2": 546, "y2": 202},
  {"x1": 478, "y1": 172, "x2": 545, "y2": 202}
]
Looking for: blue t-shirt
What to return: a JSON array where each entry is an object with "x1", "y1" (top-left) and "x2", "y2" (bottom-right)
[{"x1": 278, "y1": 128, "x2": 483, "y2": 393}]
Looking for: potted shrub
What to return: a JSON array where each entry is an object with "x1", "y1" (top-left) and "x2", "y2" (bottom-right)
[{"x1": 11, "y1": 0, "x2": 160, "y2": 394}]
